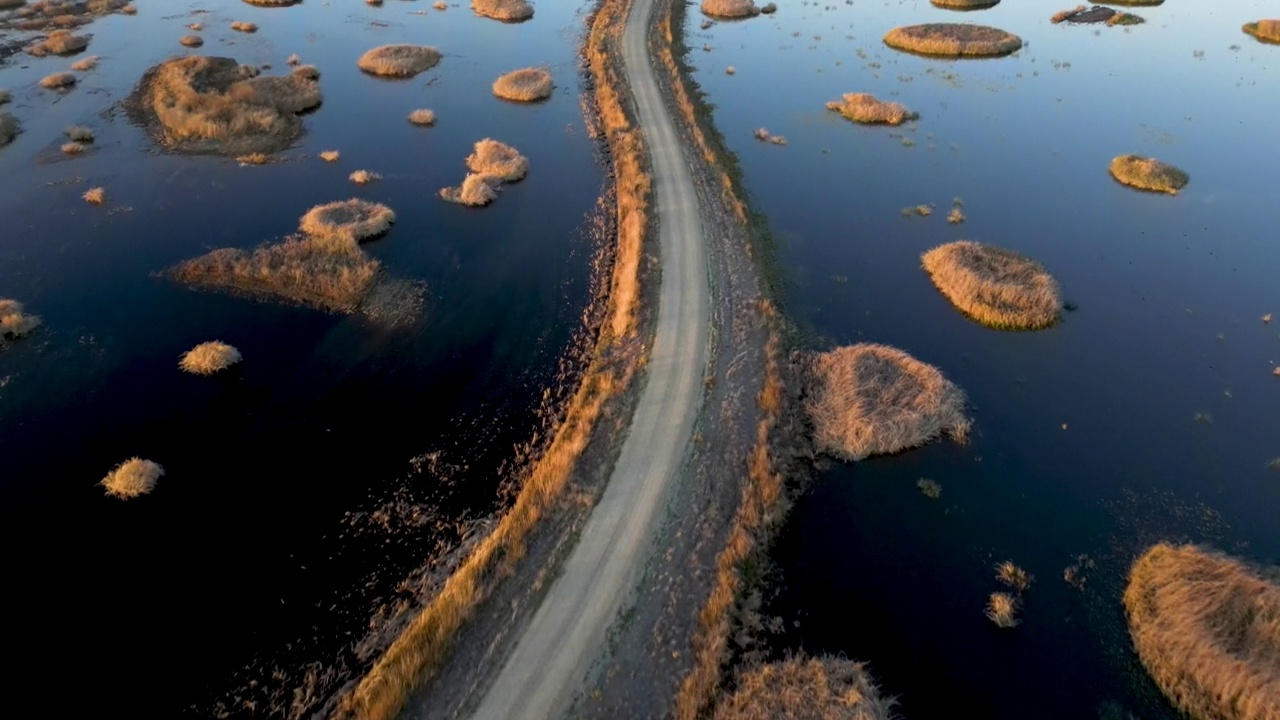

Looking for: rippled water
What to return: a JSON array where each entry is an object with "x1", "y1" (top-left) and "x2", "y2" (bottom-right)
[
  {"x1": 0, "y1": 0, "x2": 601, "y2": 715},
  {"x1": 688, "y1": 0, "x2": 1280, "y2": 717}
]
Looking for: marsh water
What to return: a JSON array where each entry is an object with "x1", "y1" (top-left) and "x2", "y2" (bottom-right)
[
  {"x1": 689, "y1": 0, "x2": 1280, "y2": 717},
  {"x1": 0, "y1": 1, "x2": 602, "y2": 716}
]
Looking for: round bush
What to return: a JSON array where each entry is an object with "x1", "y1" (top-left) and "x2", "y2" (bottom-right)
[
  {"x1": 883, "y1": 23, "x2": 1023, "y2": 57},
  {"x1": 300, "y1": 199, "x2": 396, "y2": 246},
  {"x1": 100, "y1": 457, "x2": 165, "y2": 499},
  {"x1": 826, "y1": 93, "x2": 917, "y2": 125},
  {"x1": 179, "y1": 340, "x2": 242, "y2": 375},
  {"x1": 1109, "y1": 154, "x2": 1189, "y2": 194},
  {"x1": 921, "y1": 241, "x2": 1062, "y2": 330},
  {"x1": 713, "y1": 656, "x2": 895, "y2": 720},
  {"x1": 357, "y1": 45, "x2": 441, "y2": 78},
  {"x1": 492, "y1": 67, "x2": 553, "y2": 102}
]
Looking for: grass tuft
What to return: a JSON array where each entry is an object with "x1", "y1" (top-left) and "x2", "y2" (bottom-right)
[
  {"x1": 931, "y1": 0, "x2": 999, "y2": 8},
  {"x1": 995, "y1": 560, "x2": 1033, "y2": 591},
  {"x1": 712, "y1": 656, "x2": 896, "y2": 720},
  {"x1": 100, "y1": 457, "x2": 164, "y2": 499},
  {"x1": 292, "y1": 64, "x2": 320, "y2": 80},
  {"x1": 1124, "y1": 543, "x2": 1280, "y2": 720},
  {"x1": 492, "y1": 67, "x2": 553, "y2": 102},
  {"x1": 922, "y1": 240, "x2": 1062, "y2": 330},
  {"x1": 808, "y1": 343, "x2": 970, "y2": 461},
  {"x1": 701, "y1": 0, "x2": 759, "y2": 18},
  {"x1": 299, "y1": 198, "x2": 395, "y2": 244},
  {"x1": 407, "y1": 108, "x2": 436, "y2": 126},
  {"x1": 180, "y1": 340, "x2": 242, "y2": 375},
  {"x1": 27, "y1": 28, "x2": 88, "y2": 56},
  {"x1": 320, "y1": 150, "x2": 340, "y2": 162},
  {"x1": 66, "y1": 124, "x2": 94, "y2": 141},
  {"x1": 826, "y1": 92, "x2": 917, "y2": 125},
  {"x1": 237, "y1": 152, "x2": 269, "y2": 164},
  {"x1": 0, "y1": 298, "x2": 42, "y2": 339},
  {"x1": 884, "y1": 23, "x2": 1022, "y2": 57},
  {"x1": 349, "y1": 169, "x2": 381, "y2": 184},
  {"x1": 471, "y1": 0, "x2": 533, "y2": 21},
  {"x1": 986, "y1": 592, "x2": 1020, "y2": 628},
  {"x1": 231, "y1": 20, "x2": 258, "y2": 32},
  {"x1": 439, "y1": 173, "x2": 499, "y2": 206},
  {"x1": 61, "y1": 141, "x2": 85, "y2": 154},
  {"x1": 242, "y1": 0, "x2": 300, "y2": 5},
  {"x1": 1242, "y1": 20, "x2": 1280, "y2": 44},
  {"x1": 357, "y1": 45, "x2": 441, "y2": 78},
  {"x1": 179, "y1": 34, "x2": 203, "y2": 48},
  {"x1": 466, "y1": 138, "x2": 527, "y2": 181},
  {"x1": 1107, "y1": 11, "x2": 1144, "y2": 26},
  {"x1": 82, "y1": 186, "x2": 105, "y2": 204},
  {"x1": 1109, "y1": 154, "x2": 1189, "y2": 194},
  {"x1": 40, "y1": 72, "x2": 77, "y2": 89},
  {"x1": 70, "y1": 55, "x2": 99, "y2": 71}
]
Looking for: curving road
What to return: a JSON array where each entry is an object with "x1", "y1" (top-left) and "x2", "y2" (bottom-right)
[{"x1": 465, "y1": 0, "x2": 710, "y2": 717}]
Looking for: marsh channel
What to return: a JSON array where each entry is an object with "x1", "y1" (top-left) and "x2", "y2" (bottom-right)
[
  {"x1": 0, "y1": 0, "x2": 603, "y2": 716},
  {"x1": 688, "y1": 0, "x2": 1280, "y2": 717}
]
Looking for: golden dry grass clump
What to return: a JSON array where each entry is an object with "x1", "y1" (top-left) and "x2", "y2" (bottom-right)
[
  {"x1": 231, "y1": 20, "x2": 257, "y2": 32},
  {"x1": 713, "y1": 656, "x2": 896, "y2": 720},
  {"x1": 987, "y1": 592, "x2": 1020, "y2": 628},
  {"x1": 407, "y1": 108, "x2": 435, "y2": 126},
  {"x1": 179, "y1": 34, "x2": 203, "y2": 47},
  {"x1": 349, "y1": 169, "x2": 381, "y2": 184},
  {"x1": 701, "y1": 0, "x2": 760, "y2": 19},
  {"x1": 826, "y1": 93, "x2": 918, "y2": 125},
  {"x1": 70, "y1": 54, "x2": 98, "y2": 70},
  {"x1": 808, "y1": 344, "x2": 970, "y2": 461},
  {"x1": 27, "y1": 29, "x2": 88, "y2": 56},
  {"x1": 439, "y1": 173, "x2": 499, "y2": 207},
  {"x1": 40, "y1": 71, "x2": 76, "y2": 89},
  {"x1": 921, "y1": 241, "x2": 1062, "y2": 330},
  {"x1": 995, "y1": 561, "x2": 1033, "y2": 591},
  {"x1": 492, "y1": 67, "x2": 553, "y2": 102},
  {"x1": 467, "y1": 138, "x2": 528, "y2": 181},
  {"x1": 179, "y1": 340, "x2": 242, "y2": 375},
  {"x1": 1052, "y1": 6, "x2": 1113, "y2": 24},
  {"x1": 1243, "y1": 20, "x2": 1280, "y2": 43},
  {"x1": 1109, "y1": 154, "x2": 1189, "y2": 194},
  {"x1": 0, "y1": 112, "x2": 18, "y2": 147},
  {"x1": 0, "y1": 298, "x2": 42, "y2": 339},
  {"x1": 100, "y1": 457, "x2": 164, "y2": 499},
  {"x1": 357, "y1": 44, "x2": 441, "y2": 78},
  {"x1": 931, "y1": 0, "x2": 999, "y2": 8},
  {"x1": 884, "y1": 23, "x2": 1023, "y2": 57},
  {"x1": 471, "y1": 0, "x2": 533, "y2": 22},
  {"x1": 299, "y1": 198, "x2": 396, "y2": 245},
  {"x1": 83, "y1": 186, "x2": 105, "y2": 204},
  {"x1": 61, "y1": 141, "x2": 84, "y2": 154},
  {"x1": 128, "y1": 55, "x2": 322, "y2": 155},
  {"x1": 242, "y1": 0, "x2": 300, "y2": 5},
  {"x1": 1123, "y1": 543, "x2": 1280, "y2": 720},
  {"x1": 319, "y1": 149, "x2": 340, "y2": 161}
]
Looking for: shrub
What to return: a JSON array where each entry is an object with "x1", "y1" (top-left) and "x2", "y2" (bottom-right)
[
  {"x1": 986, "y1": 592, "x2": 1020, "y2": 628},
  {"x1": 0, "y1": 298, "x2": 42, "y2": 338},
  {"x1": 70, "y1": 55, "x2": 99, "y2": 70},
  {"x1": 921, "y1": 241, "x2": 1062, "y2": 330},
  {"x1": 1124, "y1": 543, "x2": 1280, "y2": 720},
  {"x1": 27, "y1": 29, "x2": 88, "y2": 56},
  {"x1": 825, "y1": 93, "x2": 917, "y2": 125},
  {"x1": 0, "y1": 112, "x2": 16, "y2": 146},
  {"x1": 40, "y1": 72, "x2": 77, "y2": 89},
  {"x1": 100, "y1": 457, "x2": 164, "y2": 499},
  {"x1": 995, "y1": 561, "x2": 1033, "y2": 591},
  {"x1": 357, "y1": 44, "x2": 441, "y2": 77},
  {"x1": 1242, "y1": 20, "x2": 1280, "y2": 44},
  {"x1": 1109, "y1": 154, "x2": 1189, "y2": 194},
  {"x1": 466, "y1": 138, "x2": 527, "y2": 181},
  {"x1": 471, "y1": 0, "x2": 533, "y2": 22},
  {"x1": 807, "y1": 344, "x2": 970, "y2": 461},
  {"x1": 299, "y1": 199, "x2": 395, "y2": 245},
  {"x1": 179, "y1": 340, "x2": 242, "y2": 375},
  {"x1": 713, "y1": 656, "x2": 896, "y2": 720},
  {"x1": 407, "y1": 108, "x2": 435, "y2": 126},
  {"x1": 320, "y1": 150, "x2": 340, "y2": 162},
  {"x1": 492, "y1": 67, "x2": 553, "y2": 102},
  {"x1": 83, "y1": 186, "x2": 105, "y2": 204},
  {"x1": 931, "y1": 0, "x2": 999, "y2": 8},
  {"x1": 701, "y1": 0, "x2": 759, "y2": 19},
  {"x1": 231, "y1": 20, "x2": 258, "y2": 32},
  {"x1": 884, "y1": 23, "x2": 1023, "y2": 57},
  {"x1": 439, "y1": 173, "x2": 499, "y2": 206}
]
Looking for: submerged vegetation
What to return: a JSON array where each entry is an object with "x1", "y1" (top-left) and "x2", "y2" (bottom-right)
[
  {"x1": 917, "y1": 478, "x2": 942, "y2": 499},
  {"x1": 179, "y1": 341, "x2": 242, "y2": 375},
  {"x1": 0, "y1": 298, "x2": 42, "y2": 340},
  {"x1": 808, "y1": 344, "x2": 970, "y2": 461},
  {"x1": 471, "y1": 0, "x2": 533, "y2": 22},
  {"x1": 1109, "y1": 154, "x2": 1189, "y2": 194},
  {"x1": 100, "y1": 458, "x2": 165, "y2": 500},
  {"x1": 1242, "y1": 20, "x2": 1280, "y2": 44},
  {"x1": 492, "y1": 67, "x2": 553, "y2": 102},
  {"x1": 883, "y1": 23, "x2": 1023, "y2": 57},
  {"x1": 1123, "y1": 543, "x2": 1280, "y2": 720},
  {"x1": 712, "y1": 657, "x2": 896, "y2": 720},
  {"x1": 825, "y1": 93, "x2": 917, "y2": 125},
  {"x1": 921, "y1": 241, "x2": 1062, "y2": 330},
  {"x1": 356, "y1": 45, "x2": 441, "y2": 78}
]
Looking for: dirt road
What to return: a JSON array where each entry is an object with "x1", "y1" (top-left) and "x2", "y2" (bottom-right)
[{"x1": 465, "y1": 0, "x2": 710, "y2": 717}]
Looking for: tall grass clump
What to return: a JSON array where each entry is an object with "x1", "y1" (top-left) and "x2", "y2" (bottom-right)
[
  {"x1": 299, "y1": 199, "x2": 395, "y2": 244},
  {"x1": 0, "y1": 113, "x2": 18, "y2": 147},
  {"x1": 931, "y1": 0, "x2": 999, "y2": 9},
  {"x1": 713, "y1": 656, "x2": 897, "y2": 720},
  {"x1": 492, "y1": 67, "x2": 553, "y2": 101},
  {"x1": 884, "y1": 23, "x2": 1023, "y2": 57},
  {"x1": 407, "y1": 108, "x2": 435, "y2": 126},
  {"x1": 320, "y1": 150, "x2": 340, "y2": 162},
  {"x1": 1123, "y1": 543, "x2": 1280, "y2": 720},
  {"x1": 701, "y1": 0, "x2": 759, "y2": 18},
  {"x1": 71, "y1": 55, "x2": 99, "y2": 70},
  {"x1": 1242, "y1": 20, "x2": 1280, "y2": 44},
  {"x1": 467, "y1": 138, "x2": 527, "y2": 181},
  {"x1": 995, "y1": 561, "x2": 1033, "y2": 591},
  {"x1": 40, "y1": 72, "x2": 76, "y2": 89},
  {"x1": 1109, "y1": 154, "x2": 1189, "y2": 194},
  {"x1": 27, "y1": 29, "x2": 88, "y2": 56},
  {"x1": 826, "y1": 93, "x2": 917, "y2": 125},
  {"x1": 100, "y1": 458, "x2": 164, "y2": 499},
  {"x1": 439, "y1": 173, "x2": 499, "y2": 206},
  {"x1": 808, "y1": 344, "x2": 970, "y2": 461},
  {"x1": 471, "y1": 0, "x2": 533, "y2": 22},
  {"x1": 357, "y1": 45, "x2": 441, "y2": 77},
  {"x1": 921, "y1": 241, "x2": 1062, "y2": 330},
  {"x1": 348, "y1": 169, "x2": 381, "y2": 184},
  {"x1": 83, "y1": 186, "x2": 105, "y2": 204},
  {"x1": 0, "y1": 298, "x2": 42, "y2": 339},
  {"x1": 986, "y1": 592, "x2": 1020, "y2": 628},
  {"x1": 180, "y1": 340, "x2": 242, "y2": 374}
]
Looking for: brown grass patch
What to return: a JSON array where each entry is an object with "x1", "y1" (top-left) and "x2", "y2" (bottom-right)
[
  {"x1": 1123, "y1": 543, "x2": 1280, "y2": 720},
  {"x1": 70, "y1": 54, "x2": 98, "y2": 70},
  {"x1": 713, "y1": 656, "x2": 896, "y2": 720},
  {"x1": 433, "y1": 1, "x2": 447, "y2": 8},
  {"x1": 320, "y1": 149, "x2": 340, "y2": 162},
  {"x1": 807, "y1": 344, "x2": 970, "y2": 461},
  {"x1": 82, "y1": 186, "x2": 105, "y2": 204},
  {"x1": 61, "y1": 141, "x2": 84, "y2": 154},
  {"x1": 883, "y1": 23, "x2": 1023, "y2": 57},
  {"x1": 1103, "y1": 0, "x2": 1161, "y2": 5},
  {"x1": 1109, "y1": 154, "x2": 1188, "y2": 194},
  {"x1": 237, "y1": 152, "x2": 269, "y2": 164},
  {"x1": 471, "y1": 0, "x2": 533, "y2": 22},
  {"x1": 100, "y1": 457, "x2": 164, "y2": 499},
  {"x1": 492, "y1": 67, "x2": 553, "y2": 102},
  {"x1": 931, "y1": 0, "x2": 999, "y2": 8},
  {"x1": 921, "y1": 240, "x2": 1062, "y2": 330},
  {"x1": 701, "y1": 0, "x2": 759, "y2": 19},
  {"x1": 357, "y1": 44, "x2": 441, "y2": 77},
  {"x1": 1242, "y1": 20, "x2": 1280, "y2": 44},
  {"x1": 466, "y1": 138, "x2": 528, "y2": 181},
  {"x1": 180, "y1": 340, "x2": 242, "y2": 375},
  {"x1": 242, "y1": 0, "x2": 300, "y2": 5},
  {"x1": 995, "y1": 560, "x2": 1033, "y2": 592},
  {"x1": 293, "y1": 64, "x2": 320, "y2": 80},
  {"x1": 231, "y1": 20, "x2": 257, "y2": 32},
  {"x1": 439, "y1": 173, "x2": 499, "y2": 206},
  {"x1": 128, "y1": 55, "x2": 322, "y2": 155},
  {"x1": 0, "y1": 112, "x2": 18, "y2": 146},
  {"x1": 299, "y1": 198, "x2": 395, "y2": 244},
  {"x1": 348, "y1": 169, "x2": 381, "y2": 184},
  {"x1": 40, "y1": 71, "x2": 76, "y2": 89},
  {"x1": 407, "y1": 108, "x2": 435, "y2": 126},
  {"x1": 27, "y1": 28, "x2": 87, "y2": 56},
  {"x1": 179, "y1": 34, "x2": 203, "y2": 47},
  {"x1": 1107, "y1": 11, "x2": 1144, "y2": 26},
  {"x1": 0, "y1": 298, "x2": 42, "y2": 339},
  {"x1": 825, "y1": 92, "x2": 917, "y2": 125},
  {"x1": 986, "y1": 592, "x2": 1020, "y2": 628}
]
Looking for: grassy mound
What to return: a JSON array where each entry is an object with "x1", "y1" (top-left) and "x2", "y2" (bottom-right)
[
  {"x1": 40, "y1": 72, "x2": 76, "y2": 89},
  {"x1": 701, "y1": 0, "x2": 759, "y2": 18},
  {"x1": 713, "y1": 656, "x2": 896, "y2": 720},
  {"x1": 231, "y1": 20, "x2": 258, "y2": 32},
  {"x1": 826, "y1": 93, "x2": 917, "y2": 125},
  {"x1": 0, "y1": 113, "x2": 17, "y2": 147},
  {"x1": 1243, "y1": 20, "x2": 1280, "y2": 44},
  {"x1": 0, "y1": 298, "x2": 41, "y2": 339},
  {"x1": 492, "y1": 67, "x2": 553, "y2": 102},
  {"x1": 921, "y1": 241, "x2": 1062, "y2": 330},
  {"x1": 931, "y1": 0, "x2": 999, "y2": 9},
  {"x1": 1109, "y1": 154, "x2": 1189, "y2": 194},
  {"x1": 299, "y1": 199, "x2": 395, "y2": 245},
  {"x1": 179, "y1": 34, "x2": 203, "y2": 47},
  {"x1": 440, "y1": 173, "x2": 499, "y2": 206},
  {"x1": 808, "y1": 344, "x2": 970, "y2": 461},
  {"x1": 357, "y1": 45, "x2": 441, "y2": 78},
  {"x1": 1124, "y1": 543, "x2": 1280, "y2": 720},
  {"x1": 884, "y1": 23, "x2": 1022, "y2": 57},
  {"x1": 348, "y1": 169, "x2": 381, "y2": 184},
  {"x1": 100, "y1": 458, "x2": 164, "y2": 499},
  {"x1": 27, "y1": 29, "x2": 88, "y2": 56},
  {"x1": 471, "y1": 0, "x2": 533, "y2": 22},
  {"x1": 466, "y1": 138, "x2": 527, "y2": 181},
  {"x1": 242, "y1": 0, "x2": 300, "y2": 5},
  {"x1": 407, "y1": 108, "x2": 435, "y2": 126},
  {"x1": 180, "y1": 340, "x2": 242, "y2": 375},
  {"x1": 71, "y1": 54, "x2": 98, "y2": 70},
  {"x1": 1052, "y1": 5, "x2": 1116, "y2": 23}
]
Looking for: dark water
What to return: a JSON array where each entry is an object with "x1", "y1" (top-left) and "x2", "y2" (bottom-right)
[
  {"x1": 0, "y1": 1, "x2": 601, "y2": 716},
  {"x1": 690, "y1": 1, "x2": 1280, "y2": 717}
]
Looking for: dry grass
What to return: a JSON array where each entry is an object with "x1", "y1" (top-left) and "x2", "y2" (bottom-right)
[
  {"x1": 713, "y1": 656, "x2": 896, "y2": 720},
  {"x1": 947, "y1": 207, "x2": 965, "y2": 223},
  {"x1": 0, "y1": 298, "x2": 42, "y2": 338},
  {"x1": 439, "y1": 173, "x2": 499, "y2": 206},
  {"x1": 1123, "y1": 543, "x2": 1280, "y2": 720},
  {"x1": 231, "y1": 20, "x2": 258, "y2": 32},
  {"x1": 82, "y1": 186, "x2": 105, "y2": 204},
  {"x1": 1243, "y1": 20, "x2": 1280, "y2": 44},
  {"x1": 242, "y1": 0, "x2": 300, "y2": 5},
  {"x1": 995, "y1": 561, "x2": 1033, "y2": 592},
  {"x1": 61, "y1": 141, "x2": 84, "y2": 154},
  {"x1": 0, "y1": 112, "x2": 17, "y2": 147},
  {"x1": 349, "y1": 169, "x2": 381, "y2": 184},
  {"x1": 179, "y1": 34, "x2": 203, "y2": 47},
  {"x1": 40, "y1": 71, "x2": 76, "y2": 89},
  {"x1": 471, "y1": 0, "x2": 533, "y2": 22},
  {"x1": 921, "y1": 241, "x2": 1062, "y2": 330},
  {"x1": 917, "y1": 478, "x2": 941, "y2": 499},
  {"x1": 986, "y1": 592, "x2": 1020, "y2": 628},
  {"x1": 1109, "y1": 154, "x2": 1189, "y2": 194},
  {"x1": 492, "y1": 67, "x2": 553, "y2": 102},
  {"x1": 320, "y1": 150, "x2": 340, "y2": 162},
  {"x1": 466, "y1": 138, "x2": 528, "y2": 181},
  {"x1": 66, "y1": 124, "x2": 94, "y2": 141},
  {"x1": 70, "y1": 54, "x2": 98, "y2": 71},
  {"x1": 293, "y1": 64, "x2": 320, "y2": 80},
  {"x1": 932, "y1": 0, "x2": 999, "y2": 8},
  {"x1": 825, "y1": 92, "x2": 917, "y2": 125},
  {"x1": 884, "y1": 23, "x2": 1023, "y2": 57},
  {"x1": 433, "y1": 1, "x2": 447, "y2": 8},
  {"x1": 27, "y1": 28, "x2": 87, "y2": 56},
  {"x1": 807, "y1": 344, "x2": 970, "y2": 461},
  {"x1": 237, "y1": 152, "x2": 269, "y2": 164},
  {"x1": 100, "y1": 457, "x2": 164, "y2": 499},
  {"x1": 701, "y1": 0, "x2": 759, "y2": 19},
  {"x1": 407, "y1": 108, "x2": 436, "y2": 126},
  {"x1": 131, "y1": 56, "x2": 322, "y2": 155},
  {"x1": 299, "y1": 198, "x2": 395, "y2": 244},
  {"x1": 1107, "y1": 11, "x2": 1144, "y2": 26},
  {"x1": 357, "y1": 44, "x2": 441, "y2": 77},
  {"x1": 179, "y1": 340, "x2": 242, "y2": 375}
]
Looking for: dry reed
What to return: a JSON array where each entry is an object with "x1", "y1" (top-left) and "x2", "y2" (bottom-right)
[
  {"x1": 492, "y1": 67, "x2": 553, "y2": 102},
  {"x1": 70, "y1": 55, "x2": 98, "y2": 71},
  {"x1": 921, "y1": 240, "x2": 1062, "y2": 330},
  {"x1": 231, "y1": 20, "x2": 257, "y2": 32},
  {"x1": 320, "y1": 150, "x2": 340, "y2": 162},
  {"x1": 439, "y1": 173, "x2": 499, "y2": 206},
  {"x1": 40, "y1": 72, "x2": 76, "y2": 89},
  {"x1": 471, "y1": 0, "x2": 533, "y2": 22},
  {"x1": 0, "y1": 298, "x2": 42, "y2": 338},
  {"x1": 349, "y1": 169, "x2": 381, "y2": 185},
  {"x1": 825, "y1": 93, "x2": 917, "y2": 125},
  {"x1": 299, "y1": 198, "x2": 395, "y2": 244},
  {"x1": 713, "y1": 656, "x2": 896, "y2": 720},
  {"x1": 701, "y1": 0, "x2": 759, "y2": 19},
  {"x1": 237, "y1": 152, "x2": 269, "y2": 164},
  {"x1": 357, "y1": 45, "x2": 441, "y2": 77},
  {"x1": 986, "y1": 592, "x2": 1020, "y2": 628},
  {"x1": 1242, "y1": 20, "x2": 1280, "y2": 44},
  {"x1": 82, "y1": 186, "x2": 105, "y2": 204},
  {"x1": 995, "y1": 561, "x2": 1033, "y2": 592},
  {"x1": 100, "y1": 458, "x2": 164, "y2": 499},
  {"x1": 61, "y1": 141, "x2": 84, "y2": 154},
  {"x1": 179, "y1": 340, "x2": 242, "y2": 375},
  {"x1": 407, "y1": 108, "x2": 436, "y2": 126},
  {"x1": 466, "y1": 138, "x2": 528, "y2": 181},
  {"x1": 27, "y1": 28, "x2": 87, "y2": 56},
  {"x1": 884, "y1": 23, "x2": 1023, "y2": 57},
  {"x1": 1109, "y1": 154, "x2": 1189, "y2": 194}
]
